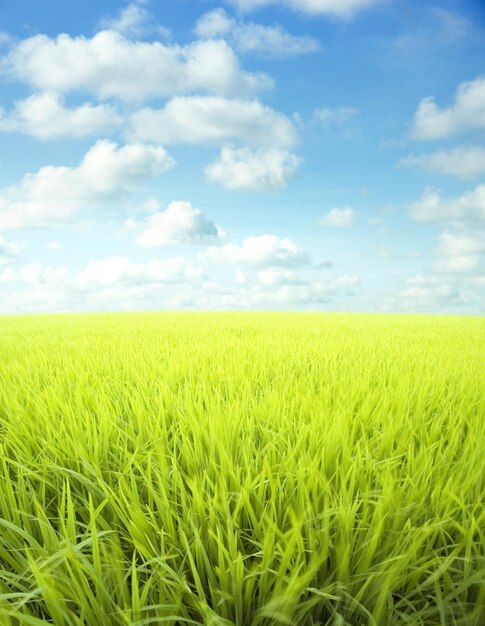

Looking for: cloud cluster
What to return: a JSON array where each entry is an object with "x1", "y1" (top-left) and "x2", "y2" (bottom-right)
[
  {"x1": 409, "y1": 185, "x2": 485, "y2": 226},
  {"x1": 412, "y1": 76, "x2": 485, "y2": 140},
  {"x1": 128, "y1": 96, "x2": 297, "y2": 147},
  {"x1": 0, "y1": 140, "x2": 174, "y2": 230},
  {"x1": 403, "y1": 178, "x2": 485, "y2": 311},
  {"x1": 0, "y1": 92, "x2": 122, "y2": 139},
  {"x1": 318, "y1": 207, "x2": 356, "y2": 227},
  {"x1": 134, "y1": 201, "x2": 225, "y2": 247},
  {"x1": 225, "y1": 0, "x2": 383, "y2": 19},
  {"x1": 205, "y1": 146, "x2": 301, "y2": 189},
  {"x1": 401, "y1": 146, "x2": 485, "y2": 180},
  {"x1": 0, "y1": 259, "x2": 361, "y2": 313},
  {"x1": 99, "y1": 2, "x2": 165, "y2": 38},
  {"x1": 400, "y1": 274, "x2": 459, "y2": 310},
  {"x1": 1, "y1": 31, "x2": 271, "y2": 101},
  {"x1": 203, "y1": 234, "x2": 310, "y2": 267},
  {"x1": 0, "y1": 263, "x2": 67, "y2": 286},
  {"x1": 76, "y1": 256, "x2": 203, "y2": 287},
  {"x1": 195, "y1": 9, "x2": 320, "y2": 56},
  {"x1": 0, "y1": 236, "x2": 19, "y2": 261},
  {"x1": 0, "y1": 5, "x2": 304, "y2": 192},
  {"x1": 434, "y1": 230, "x2": 484, "y2": 274}
]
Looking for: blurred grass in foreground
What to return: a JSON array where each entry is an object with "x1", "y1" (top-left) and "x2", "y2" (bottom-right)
[{"x1": 0, "y1": 313, "x2": 483, "y2": 625}]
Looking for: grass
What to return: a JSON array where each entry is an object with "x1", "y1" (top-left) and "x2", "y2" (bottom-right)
[{"x1": 0, "y1": 312, "x2": 483, "y2": 625}]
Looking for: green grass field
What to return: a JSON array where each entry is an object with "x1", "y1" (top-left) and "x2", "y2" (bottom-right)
[{"x1": 0, "y1": 313, "x2": 483, "y2": 625}]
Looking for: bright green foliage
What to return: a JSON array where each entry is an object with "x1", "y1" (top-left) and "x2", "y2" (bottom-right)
[{"x1": 0, "y1": 313, "x2": 483, "y2": 625}]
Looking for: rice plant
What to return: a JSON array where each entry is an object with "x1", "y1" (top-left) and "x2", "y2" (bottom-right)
[{"x1": 0, "y1": 313, "x2": 483, "y2": 625}]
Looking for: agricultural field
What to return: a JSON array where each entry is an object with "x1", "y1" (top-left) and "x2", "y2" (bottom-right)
[{"x1": 0, "y1": 313, "x2": 483, "y2": 625}]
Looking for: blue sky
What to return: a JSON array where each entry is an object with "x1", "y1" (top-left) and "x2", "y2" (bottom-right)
[{"x1": 0, "y1": 0, "x2": 484, "y2": 313}]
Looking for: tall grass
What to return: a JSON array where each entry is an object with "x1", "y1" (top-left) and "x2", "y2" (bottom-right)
[{"x1": 0, "y1": 313, "x2": 483, "y2": 625}]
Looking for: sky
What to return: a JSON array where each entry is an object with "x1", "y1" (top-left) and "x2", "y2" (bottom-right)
[{"x1": 0, "y1": 0, "x2": 484, "y2": 314}]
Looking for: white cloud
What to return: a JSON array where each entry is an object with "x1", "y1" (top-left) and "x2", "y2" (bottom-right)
[
  {"x1": 234, "y1": 269, "x2": 247, "y2": 284},
  {"x1": 409, "y1": 185, "x2": 485, "y2": 225},
  {"x1": 257, "y1": 269, "x2": 303, "y2": 285},
  {"x1": 0, "y1": 259, "x2": 362, "y2": 313},
  {"x1": 401, "y1": 146, "x2": 485, "y2": 180},
  {"x1": 1, "y1": 31, "x2": 271, "y2": 101},
  {"x1": 318, "y1": 207, "x2": 356, "y2": 227},
  {"x1": 0, "y1": 263, "x2": 68, "y2": 286},
  {"x1": 396, "y1": 223, "x2": 485, "y2": 313},
  {"x1": 0, "y1": 236, "x2": 19, "y2": 261},
  {"x1": 0, "y1": 255, "x2": 206, "y2": 313},
  {"x1": 196, "y1": 8, "x2": 234, "y2": 37},
  {"x1": 0, "y1": 140, "x2": 174, "y2": 230},
  {"x1": 249, "y1": 274, "x2": 360, "y2": 305},
  {"x1": 45, "y1": 241, "x2": 63, "y2": 250},
  {"x1": 225, "y1": 0, "x2": 384, "y2": 19},
  {"x1": 134, "y1": 201, "x2": 225, "y2": 247},
  {"x1": 434, "y1": 230, "x2": 484, "y2": 274},
  {"x1": 195, "y1": 9, "x2": 320, "y2": 56},
  {"x1": 205, "y1": 146, "x2": 301, "y2": 190},
  {"x1": 170, "y1": 272, "x2": 359, "y2": 309},
  {"x1": 396, "y1": 271, "x2": 484, "y2": 313},
  {"x1": 469, "y1": 275, "x2": 485, "y2": 288},
  {"x1": 100, "y1": 2, "x2": 152, "y2": 37},
  {"x1": 400, "y1": 274, "x2": 459, "y2": 310},
  {"x1": 313, "y1": 106, "x2": 358, "y2": 128},
  {"x1": 75, "y1": 256, "x2": 203, "y2": 287},
  {"x1": 0, "y1": 32, "x2": 13, "y2": 47},
  {"x1": 128, "y1": 96, "x2": 297, "y2": 147},
  {"x1": 0, "y1": 92, "x2": 122, "y2": 139},
  {"x1": 0, "y1": 267, "x2": 17, "y2": 283},
  {"x1": 202, "y1": 234, "x2": 310, "y2": 267},
  {"x1": 412, "y1": 76, "x2": 485, "y2": 140}
]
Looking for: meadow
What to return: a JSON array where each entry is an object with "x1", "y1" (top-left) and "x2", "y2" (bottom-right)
[{"x1": 0, "y1": 312, "x2": 483, "y2": 625}]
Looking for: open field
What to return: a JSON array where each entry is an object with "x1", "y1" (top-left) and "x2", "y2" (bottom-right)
[{"x1": 0, "y1": 313, "x2": 483, "y2": 625}]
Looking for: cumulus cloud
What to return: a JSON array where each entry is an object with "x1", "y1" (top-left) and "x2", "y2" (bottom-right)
[
  {"x1": 401, "y1": 146, "x2": 485, "y2": 180},
  {"x1": 247, "y1": 274, "x2": 360, "y2": 307},
  {"x1": 128, "y1": 96, "x2": 297, "y2": 147},
  {"x1": 134, "y1": 201, "x2": 225, "y2": 247},
  {"x1": 75, "y1": 256, "x2": 203, "y2": 287},
  {"x1": 224, "y1": 0, "x2": 383, "y2": 19},
  {"x1": 0, "y1": 256, "x2": 206, "y2": 313},
  {"x1": 257, "y1": 269, "x2": 304, "y2": 285},
  {"x1": 0, "y1": 257, "x2": 362, "y2": 313},
  {"x1": 1, "y1": 31, "x2": 271, "y2": 101},
  {"x1": 0, "y1": 140, "x2": 174, "y2": 230},
  {"x1": 170, "y1": 272, "x2": 359, "y2": 309},
  {"x1": 204, "y1": 146, "x2": 301, "y2": 190},
  {"x1": 398, "y1": 215, "x2": 484, "y2": 312},
  {"x1": 0, "y1": 92, "x2": 122, "y2": 139},
  {"x1": 0, "y1": 263, "x2": 68, "y2": 286},
  {"x1": 195, "y1": 9, "x2": 320, "y2": 56},
  {"x1": 313, "y1": 106, "x2": 358, "y2": 128},
  {"x1": 412, "y1": 76, "x2": 485, "y2": 140},
  {"x1": 202, "y1": 234, "x2": 310, "y2": 267},
  {"x1": 0, "y1": 236, "x2": 20, "y2": 261},
  {"x1": 434, "y1": 230, "x2": 484, "y2": 274},
  {"x1": 99, "y1": 1, "x2": 170, "y2": 38},
  {"x1": 409, "y1": 185, "x2": 485, "y2": 225},
  {"x1": 45, "y1": 241, "x2": 63, "y2": 250},
  {"x1": 318, "y1": 207, "x2": 356, "y2": 226},
  {"x1": 400, "y1": 274, "x2": 459, "y2": 310}
]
